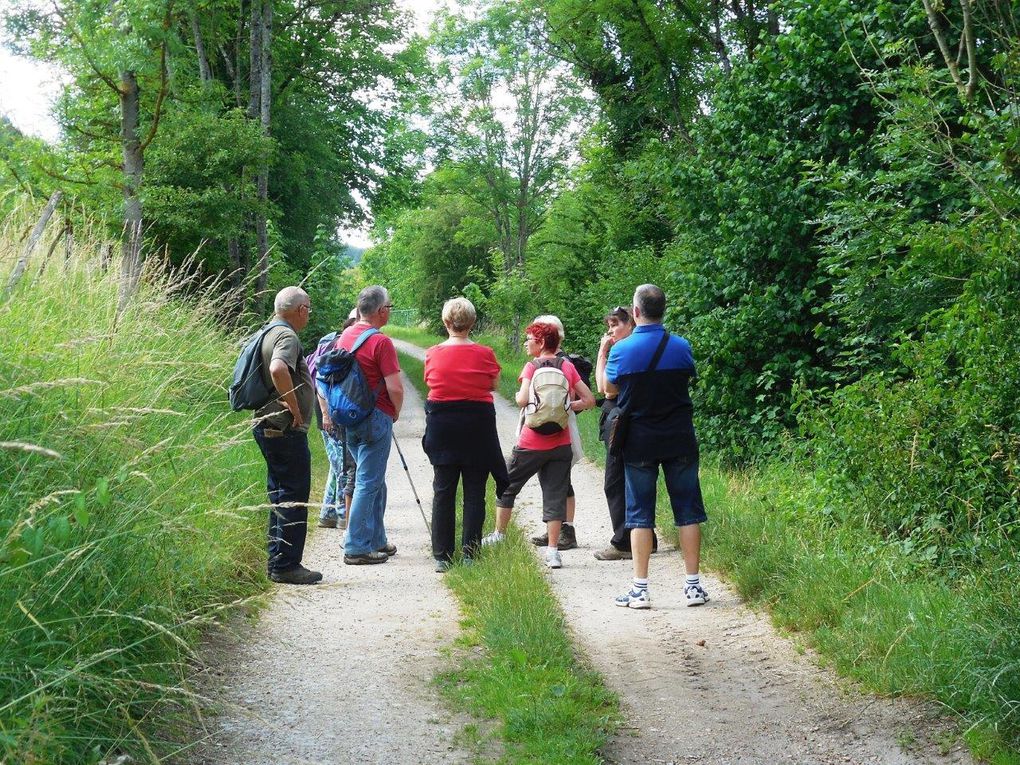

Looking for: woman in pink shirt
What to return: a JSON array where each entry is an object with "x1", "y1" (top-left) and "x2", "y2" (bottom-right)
[{"x1": 481, "y1": 322, "x2": 595, "y2": 569}]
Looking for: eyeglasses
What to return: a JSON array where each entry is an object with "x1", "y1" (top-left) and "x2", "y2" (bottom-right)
[
  {"x1": 301, "y1": 303, "x2": 311, "y2": 313},
  {"x1": 383, "y1": 303, "x2": 393, "y2": 309}
]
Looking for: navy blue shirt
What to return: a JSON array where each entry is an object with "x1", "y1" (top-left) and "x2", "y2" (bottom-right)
[{"x1": 605, "y1": 324, "x2": 698, "y2": 462}]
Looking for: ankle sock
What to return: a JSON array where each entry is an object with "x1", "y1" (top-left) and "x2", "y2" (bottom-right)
[
  {"x1": 633, "y1": 577, "x2": 648, "y2": 592},
  {"x1": 686, "y1": 574, "x2": 701, "y2": 588}
]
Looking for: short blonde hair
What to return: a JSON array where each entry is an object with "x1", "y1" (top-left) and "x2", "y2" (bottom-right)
[
  {"x1": 533, "y1": 314, "x2": 564, "y2": 342},
  {"x1": 442, "y1": 297, "x2": 477, "y2": 333}
]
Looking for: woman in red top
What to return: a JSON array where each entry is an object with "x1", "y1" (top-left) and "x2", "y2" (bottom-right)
[
  {"x1": 481, "y1": 322, "x2": 595, "y2": 569},
  {"x1": 423, "y1": 298, "x2": 508, "y2": 571}
]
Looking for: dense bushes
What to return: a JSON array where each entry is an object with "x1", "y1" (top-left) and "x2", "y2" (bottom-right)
[{"x1": 0, "y1": 224, "x2": 268, "y2": 763}]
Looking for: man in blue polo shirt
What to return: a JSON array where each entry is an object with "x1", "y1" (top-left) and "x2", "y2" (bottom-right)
[{"x1": 604, "y1": 284, "x2": 709, "y2": 609}]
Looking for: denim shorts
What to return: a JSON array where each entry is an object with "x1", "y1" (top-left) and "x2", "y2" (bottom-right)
[{"x1": 623, "y1": 454, "x2": 707, "y2": 529}]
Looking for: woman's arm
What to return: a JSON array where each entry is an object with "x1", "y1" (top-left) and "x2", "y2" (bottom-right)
[{"x1": 570, "y1": 379, "x2": 596, "y2": 412}]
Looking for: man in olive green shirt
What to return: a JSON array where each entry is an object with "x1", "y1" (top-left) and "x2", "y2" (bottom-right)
[{"x1": 252, "y1": 286, "x2": 322, "y2": 584}]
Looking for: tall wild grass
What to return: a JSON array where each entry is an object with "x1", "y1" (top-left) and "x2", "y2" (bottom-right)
[{"x1": 0, "y1": 208, "x2": 268, "y2": 763}]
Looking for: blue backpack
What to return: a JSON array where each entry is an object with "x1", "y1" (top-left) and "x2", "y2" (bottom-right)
[
  {"x1": 315, "y1": 328, "x2": 381, "y2": 428},
  {"x1": 228, "y1": 320, "x2": 290, "y2": 411}
]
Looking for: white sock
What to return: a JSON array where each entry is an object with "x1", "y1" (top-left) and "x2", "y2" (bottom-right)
[
  {"x1": 686, "y1": 574, "x2": 700, "y2": 588},
  {"x1": 547, "y1": 545, "x2": 559, "y2": 553},
  {"x1": 633, "y1": 577, "x2": 648, "y2": 592}
]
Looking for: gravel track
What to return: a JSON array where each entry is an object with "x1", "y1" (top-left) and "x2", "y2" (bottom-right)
[{"x1": 190, "y1": 338, "x2": 974, "y2": 765}]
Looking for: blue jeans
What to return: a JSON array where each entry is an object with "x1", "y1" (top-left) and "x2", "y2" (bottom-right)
[
  {"x1": 253, "y1": 426, "x2": 311, "y2": 573},
  {"x1": 344, "y1": 409, "x2": 393, "y2": 555},
  {"x1": 623, "y1": 455, "x2": 707, "y2": 529},
  {"x1": 320, "y1": 429, "x2": 354, "y2": 521}
]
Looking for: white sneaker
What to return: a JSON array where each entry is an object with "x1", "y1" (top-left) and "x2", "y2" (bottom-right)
[
  {"x1": 481, "y1": 530, "x2": 506, "y2": 547},
  {"x1": 685, "y1": 583, "x2": 710, "y2": 606},
  {"x1": 545, "y1": 548, "x2": 562, "y2": 569},
  {"x1": 614, "y1": 588, "x2": 650, "y2": 609}
]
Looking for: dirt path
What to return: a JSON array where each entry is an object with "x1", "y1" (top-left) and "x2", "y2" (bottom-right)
[
  {"x1": 191, "y1": 374, "x2": 472, "y2": 765},
  {"x1": 391, "y1": 338, "x2": 973, "y2": 765},
  {"x1": 192, "y1": 339, "x2": 973, "y2": 765}
]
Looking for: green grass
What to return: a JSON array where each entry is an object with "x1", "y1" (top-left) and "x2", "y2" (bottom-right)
[
  {"x1": 0, "y1": 219, "x2": 290, "y2": 763},
  {"x1": 397, "y1": 347, "x2": 619, "y2": 764},
  {"x1": 697, "y1": 461, "x2": 1020, "y2": 761}
]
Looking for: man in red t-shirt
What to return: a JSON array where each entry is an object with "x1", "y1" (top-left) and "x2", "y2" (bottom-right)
[{"x1": 322, "y1": 285, "x2": 404, "y2": 565}]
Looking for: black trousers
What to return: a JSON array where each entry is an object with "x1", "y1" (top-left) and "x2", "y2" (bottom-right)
[
  {"x1": 605, "y1": 446, "x2": 657, "y2": 552},
  {"x1": 254, "y1": 427, "x2": 310, "y2": 573},
  {"x1": 431, "y1": 464, "x2": 488, "y2": 562}
]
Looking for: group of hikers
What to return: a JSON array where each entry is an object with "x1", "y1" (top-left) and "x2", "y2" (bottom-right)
[{"x1": 246, "y1": 282, "x2": 709, "y2": 610}]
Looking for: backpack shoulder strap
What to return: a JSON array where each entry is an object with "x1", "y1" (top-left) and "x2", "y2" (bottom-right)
[
  {"x1": 646, "y1": 331, "x2": 671, "y2": 372},
  {"x1": 534, "y1": 356, "x2": 565, "y2": 370},
  {"x1": 350, "y1": 327, "x2": 380, "y2": 355}
]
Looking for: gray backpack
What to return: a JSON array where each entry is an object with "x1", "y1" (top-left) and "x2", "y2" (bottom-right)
[{"x1": 228, "y1": 321, "x2": 289, "y2": 411}]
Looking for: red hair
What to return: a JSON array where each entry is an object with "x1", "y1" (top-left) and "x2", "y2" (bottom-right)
[{"x1": 525, "y1": 322, "x2": 560, "y2": 352}]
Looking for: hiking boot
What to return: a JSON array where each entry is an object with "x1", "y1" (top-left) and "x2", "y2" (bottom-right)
[
  {"x1": 558, "y1": 524, "x2": 578, "y2": 551},
  {"x1": 545, "y1": 549, "x2": 562, "y2": 569},
  {"x1": 594, "y1": 546, "x2": 632, "y2": 561},
  {"x1": 532, "y1": 525, "x2": 577, "y2": 550},
  {"x1": 337, "y1": 515, "x2": 348, "y2": 531},
  {"x1": 614, "y1": 588, "x2": 650, "y2": 609},
  {"x1": 434, "y1": 559, "x2": 452, "y2": 573},
  {"x1": 377, "y1": 542, "x2": 397, "y2": 556},
  {"x1": 343, "y1": 551, "x2": 389, "y2": 565},
  {"x1": 318, "y1": 516, "x2": 337, "y2": 529},
  {"x1": 481, "y1": 530, "x2": 505, "y2": 546},
  {"x1": 270, "y1": 565, "x2": 323, "y2": 585},
  {"x1": 685, "y1": 583, "x2": 710, "y2": 607}
]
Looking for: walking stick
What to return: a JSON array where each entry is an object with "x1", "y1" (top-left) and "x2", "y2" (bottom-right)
[{"x1": 392, "y1": 432, "x2": 431, "y2": 533}]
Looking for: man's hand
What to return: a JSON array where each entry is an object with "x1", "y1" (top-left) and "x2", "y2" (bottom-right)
[{"x1": 285, "y1": 397, "x2": 304, "y2": 429}]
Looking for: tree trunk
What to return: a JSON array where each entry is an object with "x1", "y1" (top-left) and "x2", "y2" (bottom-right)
[
  {"x1": 118, "y1": 69, "x2": 145, "y2": 315},
  {"x1": 3, "y1": 191, "x2": 62, "y2": 297},
  {"x1": 191, "y1": 12, "x2": 212, "y2": 84},
  {"x1": 253, "y1": 0, "x2": 272, "y2": 311}
]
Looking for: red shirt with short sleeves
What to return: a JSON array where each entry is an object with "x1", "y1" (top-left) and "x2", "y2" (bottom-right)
[
  {"x1": 424, "y1": 343, "x2": 501, "y2": 403},
  {"x1": 517, "y1": 358, "x2": 581, "y2": 451},
  {"x1": 338, "y1": 323, "x2": 401, "y2": 419}
]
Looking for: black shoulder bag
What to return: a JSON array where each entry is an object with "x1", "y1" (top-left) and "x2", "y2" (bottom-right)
[{"x1": 606, "y1": 331, "x2": 671, "y2": 457}]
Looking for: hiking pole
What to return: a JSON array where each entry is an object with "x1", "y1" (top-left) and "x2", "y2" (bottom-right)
[{"x1": 392, "y1": 432, "x2": 431, "y2": 533}]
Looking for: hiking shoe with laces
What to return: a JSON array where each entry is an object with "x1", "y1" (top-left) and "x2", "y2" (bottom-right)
[
  {"x1": 530, "y1": 531, "x2": 548, "y2": 546},
  {"x1": 545, "y1": 549, "x2": 562, "y2": 569},
  {"x1": 434, "y1": 559, "x2": 452, "y2": 573},
  {"x1": 481, "y1": 530, "x2": 505, "y2": 546},
  {"x1": 343, "y1": 551, "x2": 388, "y2": 565},
  {"x1": 685, "y1": 583, "x2": 710, "y2": 606},
  {"x1": 270, "y1": 565, "x2": 323, "y2": 585},
  {"x1": 337, "y1": 515, "x2": 348, "y2": 530},
  {"x1": 377, "y1": 542, "x2": 397, "y2": 556},
  {"x1": 614, "y1": 588, "x2": 650, "y2": 609},
  {"x1": 318, "y1": 516, "x2": 337, "y2": 529},
  {"x1": 594, "y1": 546, "x2": 632, "y2": 561},
  {"x1": 558, "y1": 524, "x2": 578, "y2": 550}
]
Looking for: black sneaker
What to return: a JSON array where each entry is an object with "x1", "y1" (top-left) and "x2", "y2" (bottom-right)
[
  {"x1": 270, "y1": 565, "x2": 323, "y2": 585},
  {"x1": 558, "y1": 524, "x2": 578, "y2": 551},
  {"x1": 344, "y1": 551, "x2": 389, "y2": 565},
  {"x1": 530, "y1": 532, "x2": 548, "y2": 547}
]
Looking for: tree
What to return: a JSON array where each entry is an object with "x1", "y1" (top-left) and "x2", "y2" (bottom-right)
[{"x1": 429, "y1": 1, "x2": 589, "y2": 339}]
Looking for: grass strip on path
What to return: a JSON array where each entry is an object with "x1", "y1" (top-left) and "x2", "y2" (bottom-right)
[{"x1": 396, "y1": 345, "x2": 619, "y2": 764}]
